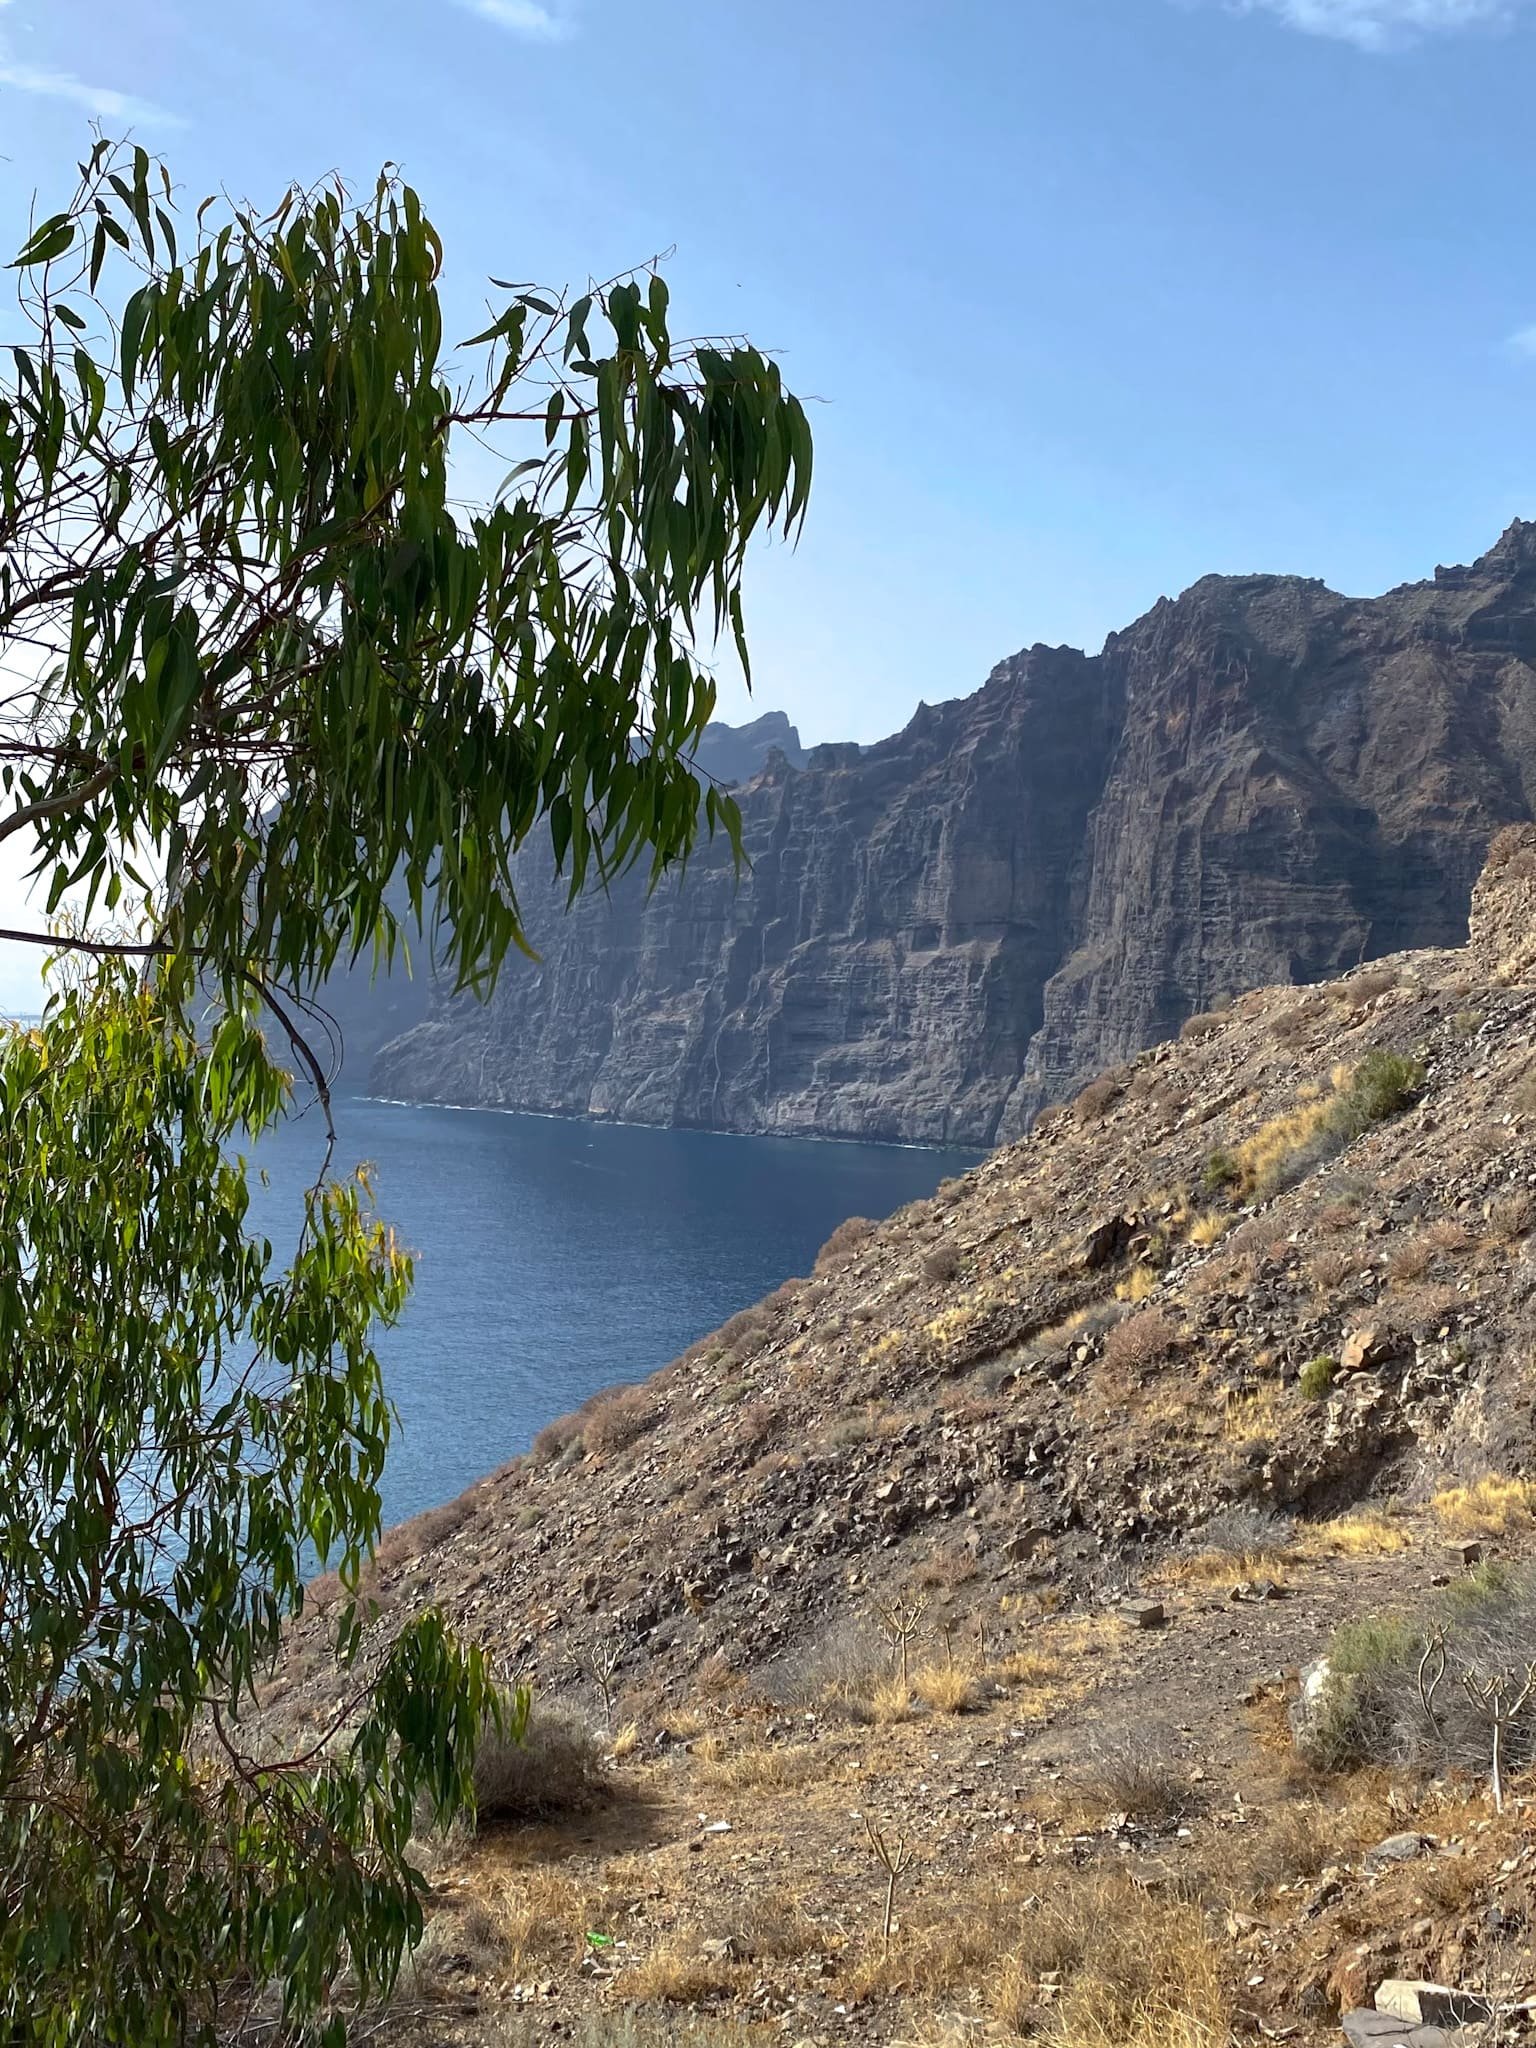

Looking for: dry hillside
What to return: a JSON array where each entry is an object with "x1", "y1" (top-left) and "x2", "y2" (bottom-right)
[{"x1": 266, "y1": 826, "x2": 1536, "y2": 2048}]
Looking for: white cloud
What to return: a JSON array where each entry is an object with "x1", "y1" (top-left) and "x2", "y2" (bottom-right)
[
  {"x1": 1509, "y1": 325, "x2": 1536, "y2": 357},
  {"x1": 0, "y1": 21, "x2": 184, "y2": 124},
  {"x1": 1218, "y1": 0, "x2": 1526, "y2": 48},
  {"x1": 454, "y1": 0, "x2": 576, "y2": 39}
]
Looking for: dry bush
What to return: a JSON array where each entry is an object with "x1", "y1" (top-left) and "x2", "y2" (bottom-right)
[
  {"x1": 531, "y1": 1409, "x2": 583, "y2": 1465},
  {"x1": 1192, "y1": 1504, "x2": 1295, "y2": 1562},
  {"x1": 1345, "y1": 966, "x2": 1400, "y2": 1006},
  {"x1": 718, "y1": 1305, "x2": 768, "y2": 1355},
  {"x1": 1315, "y1": 1198, "x2": 1361, "y2": 1234},
  {"x1": 1074, "y1": 1075, "x2": 1124, "y2": 1121},
  {"x1": 470, "y1": 1706, "x2": 608, "y2": 1827},
  {"x1": 990, "y1": 1646, "x2": 1068, "y2": 1692},
  {"x1": 1389, "y1": 1218, "x2": 1470, "y2": 1284},
  {"x1": 582, "y1": 1383, "x2": 662, "y2": 1457},
  {"x1": 371, "y1": 1495, "x2": 476, "y2": 1577},
  {"x1": 1188, "y1": 1209, "x2": 1229, "y2": 1248},
  {"x1": 1271, "y1": 999, "x2": 1321, "y2": 1046},
  {"x1": 816, "y1": 1214, "x2": 875, "y2": 1270},
  {"x1": 1309, "y1": 1242, "x2": 1364, "y2": 1292},
  {"x1": 1179, "y1": 1010, "x2": 1226, "y2": 1042},
  {"x1": 914, "y1": 1542, "x2": 979, "y2": 1593},
  {"x1": 766, "y1": 1618, "x2": 885, "y2": 1718},
  {"x1": 1101, "y1": 1308, "x2": 1179, "y2": 1374},
  {"x1": 735, "y1": 1398, "x2": 782, "y2": 1450},
  {"x1": 1067, "y1": 1724, "x2": 1194, "y2": 1825},
  {"x1": 922, "y1": 1240, "x2": 963, "y2": 1283},
  {"x1": 1490, "y1": 1189, "x2": 1536, "y2": 1244},
  {"x1": 1432, "y1": 1475, "x2": 1536, "y2": 1537}
]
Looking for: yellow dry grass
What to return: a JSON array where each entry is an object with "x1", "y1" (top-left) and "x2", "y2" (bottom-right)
[
  {"x1": 1188, "y1": 1210, "x2": 1229, "y2": 1248},
  {"x1": 621, "y1": 1945, "x2": 738, "y2": 2004},
  {"x1": 1432, "y1": 1475, "x2": 1536, "y2": 1538},
  {"x1": 870, "y1": 1675, "x2": 917, "y2": 1724},
  {"x1": 610, "y1": 1719, "x2": 641, "y2": 1761},
  {"x1": 911, "y1": 1661, "x2": 980, "y2": 1714},
  {"x1": 1115, "y1": 1263, "x2": 1160, "y2": 1304},
  {"x1": 694, "y1": 1737, "x2": 822, "y2": 1792},
  {"x1": 1292, "y1": 1507, "x2": 1411, "y2": 1558},
  {"x1": 1221, "y1": 1385, "x2": 1286, "y2": 1443}
]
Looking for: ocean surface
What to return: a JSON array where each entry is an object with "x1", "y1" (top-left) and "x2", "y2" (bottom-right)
[{"x1": 245, "y1": 1096, "x2": 983, "y2": 1527}]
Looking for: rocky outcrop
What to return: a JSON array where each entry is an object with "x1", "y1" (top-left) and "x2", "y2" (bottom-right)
[{"x1": 371, "y1": 524, "x2": 1536, "y2": 1143}]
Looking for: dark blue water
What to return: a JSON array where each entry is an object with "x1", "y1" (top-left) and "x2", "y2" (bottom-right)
[{"x1": 246, "y1": 1097, "x2": 981, "y2": 1526}]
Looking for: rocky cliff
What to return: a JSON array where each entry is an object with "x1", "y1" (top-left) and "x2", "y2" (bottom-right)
[{"x1": 370, "y1": 523, "x2": 1536, "y2": 1143}]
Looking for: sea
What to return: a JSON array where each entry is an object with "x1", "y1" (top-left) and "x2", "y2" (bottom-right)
[{"x1": 245, "y1": 1095, "x2": 983, "y2": 1527}]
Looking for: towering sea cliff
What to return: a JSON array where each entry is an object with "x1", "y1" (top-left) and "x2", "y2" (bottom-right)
[{"x1": 369, "y1": 524, "x2": 1536, "y2": 1144}]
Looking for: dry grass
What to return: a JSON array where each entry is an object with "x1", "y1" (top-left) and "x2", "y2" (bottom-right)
[
  {"x1": 869, "y1": 1675, "x2": 918, "y2": 1724},
  {"x1": 1115, "y1": 1263, "x2": 1160, "y2": 1304},
  {"x1": 1432, "y1": 1475, "x2": 1536, "y2": 1538},
  {"x1": 1187, "y1": 1210, "x2": 1229, "y2": 1248},
  {"x1": 1221, "y1": 1385, "x2": 1285, "y2": 1444},
  {"x1": 911, "y1": 1661, "x2": 982, "y2": 1714},
  {"x1": 693, "y1": 1737, "x2": 822, "y2": 1792},
  {"x1": 816, "y1": 1215, "x2": 875, "y2": 1269},
  {"x1": 849, "y1": 1860, "x2": 1228, "y2": 2048},
  {"x1": 621, "y1": 1946, "x2": 738, "y2": 2004},
  {"x1": 1309, "y1": 1241, "x2": 1365, "y2": 1292},
  {"x1": 1292, "y1": 1507, "x2": 1412, "y2": 1558}
]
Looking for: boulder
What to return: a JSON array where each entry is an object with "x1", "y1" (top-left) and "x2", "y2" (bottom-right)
[{"x1": 1374, "y1": 1983, "x2": 1494, "y2": 2029}]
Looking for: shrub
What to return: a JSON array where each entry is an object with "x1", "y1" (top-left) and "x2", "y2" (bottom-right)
[
  {"x1": 1101, "y1": 1308, "x2": 1179, "y2": 1374},
  {"x1": 470, "y1": 1707, "x2": 608, "y2": 1827},
  {"x1": 1073, "y1": 1075, "x2": 1123, "y2": 1121},
  {"x1": 1180, "y1": 1010, "x2": 1226, "y2": 1042},
  {"x1": 1195, "y1": 1505, "x2": 1296, "y2": 1559},
  {"x1": 922, "y1": 1241, "x2": 962, "y2": 1283},
  {"x1": 1490, "y1": 1189, "x2": 1536, "y2": 1244},
  {"x1": 717, "y1": 1305, "x2": 768, "y2": 1356},
  {"x1": 1201, "y1": 1147, "x2": 1240, "y2": 1194},
  {"x1": 1432, "y1": 1475, "x2": 1536, "y2": 1538},
  {"x1": 1299, "y1": 1355, "x2": 1337, "y2": 1401},
  {"x1": 530, "y1": 1409, "x2": 583, "y2": 1465},
  {"x1": 371, "y1": 1494, "x2": 476, "y2": 1574},
  {"x1": 1070, "y1": 1724, "x2": 1193, "y2": 1824},
  {"x1": 1329, "y1": 1048, "x2": 1426, "y2": 1138},
  {"x1": 582, "y1": 1383, "x2": 661, "y2": 1457}
]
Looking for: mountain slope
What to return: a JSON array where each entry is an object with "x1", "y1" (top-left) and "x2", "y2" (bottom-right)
[
  {"x1": 267, "y1": 831, "x2": 1536, "y2": 2048},
  {"x1": 371, "y1": 523, "x2": 1536, "y2": 1143}
]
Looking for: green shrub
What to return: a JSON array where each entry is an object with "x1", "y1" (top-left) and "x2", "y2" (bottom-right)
[
  {"x1": 1327, "y1": 1049, "x2": 1426, "y2": 1140},
  {"x1": 1299, "y1": 1355, "x2": 1337, "y2": 1401},
  {"x1": 1201, "y1": 1148, "x2": 1240, "y2": 1194}
]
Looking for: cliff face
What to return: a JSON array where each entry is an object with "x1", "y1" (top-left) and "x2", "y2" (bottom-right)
[{"x1": 370, "y1": 524, "x2": 1536, "y2": 1143}]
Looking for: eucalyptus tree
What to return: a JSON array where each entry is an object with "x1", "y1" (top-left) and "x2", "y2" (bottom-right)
[{"x1": 0, "y1": 139, "x2": 811, "y2": 2043}]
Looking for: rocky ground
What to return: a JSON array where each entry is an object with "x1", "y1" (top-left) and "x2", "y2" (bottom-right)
[{"x1": 266, "y1": 828, "x2": 1536, "y2": 2047}]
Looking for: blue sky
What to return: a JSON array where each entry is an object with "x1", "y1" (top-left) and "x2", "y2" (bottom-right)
[{"x1": 2, "y1": 0, "x2": 1536, "y2": 1001}]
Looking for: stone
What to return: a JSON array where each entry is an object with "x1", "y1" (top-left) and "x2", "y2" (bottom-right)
[
  {"x1": 1342, "y1": 2013, "x2": 1450, "y2": 2048},
  {"x1": 1364, "y1": 1833, "x2": 1431, "y2": 1874},
  {"x1": 353, "y1": 525, "x2": 1536, "y2": 1141},
  {"x1": 1374, "y1": 1982, "x2": 1494, "y2": 2029},
  {"x1": 1449, "y1": 1539, "x2": 1484, "y2": 1567},
  {"x1": 1122, "y1": 1598, "x2": 1166, "y2": 1629},
  {"x1": 1341, "y1": 1328, "x2": 1395, "y2": 1373},
  {"x1": 701, "y1": 1934, "x2": 750, "y2": 1962}
]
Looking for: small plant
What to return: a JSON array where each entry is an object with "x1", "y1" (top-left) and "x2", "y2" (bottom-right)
[
  {"x1": 873, "y1": 1592, "x2": 928, "y2": 1682},
  {"x1": 816, "y1": 1215, "x2": 875, "y2": 1269},
  {"x1": 1180, "y1": 1010, "x2": 1226, "y2": 1042},
  {"x1": 582, "y1": 1383, "x2": 661, "y2": 1457},
  {"x1": 922, "y1": 1241, "x2": 962, "y2": 1283},
  {"x1": 1299, "y1": 1355, "x2": 1337, "y2": 1401},
  {"x1": 1073, "y1": 1075, "x2": 1123, "y2": 1121},
  {"x1": 1201, "y1": 1147, "x2": 1240, "y2": 1195},
  {"x1": 1188, "y1": 1209, "x2": 1229, "y2": 1247},
  {"x1": 1451, "y1": 1008, "x2": 1485, "y2": 1039},
  {"x1": 861, "y1": 1814, "x2": 912, "y2": 1956},
  {"x1": 583, "y1": 1638, "x2": 623, "y2": 1726},
  {"x1": 1329, "y1": 1047, "x2": 1426, "y2": 1138}
]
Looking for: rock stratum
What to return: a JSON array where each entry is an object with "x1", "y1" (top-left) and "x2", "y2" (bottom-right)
[{"x1": 367, "y1": 523, "x2": 1536, "y2": 1143}]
